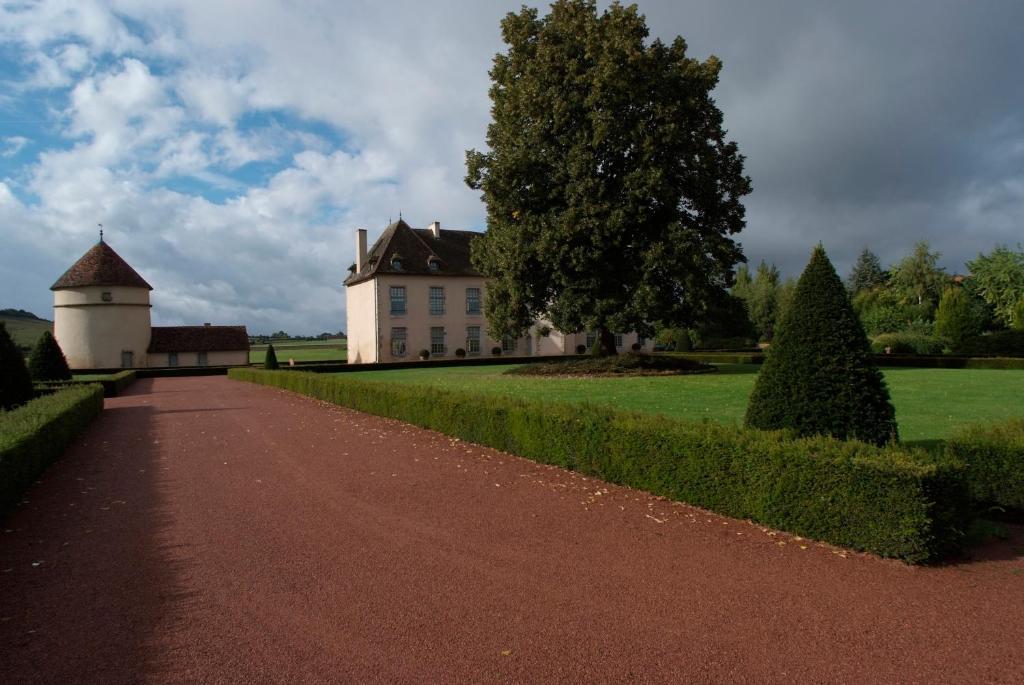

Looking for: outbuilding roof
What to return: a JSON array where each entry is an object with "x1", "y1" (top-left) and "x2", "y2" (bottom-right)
[
  {"x1": 344, "y1": 219, "x2": 482, "y2": 286},
  {"x1": 147, "y1": 326, "x2": 250, "y2": 353},
  {"x1": 51, "y1": 240, "x2": 153, "y2": 291}
]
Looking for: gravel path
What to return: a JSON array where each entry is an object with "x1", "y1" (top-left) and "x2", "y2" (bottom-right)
[{"x1": 1, "y1": 376, "x2": 1023, "y2": 684}]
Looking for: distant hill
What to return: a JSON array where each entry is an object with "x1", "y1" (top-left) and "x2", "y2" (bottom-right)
[
  {"x1": 0, "y1": 309, "x2": 53, "y2": 351},
  {"x1": 0, "y1": 308, "x2": 48, "y2": 321}
]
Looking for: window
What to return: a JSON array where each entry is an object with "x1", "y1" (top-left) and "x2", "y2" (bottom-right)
[
  {"x1": 168, "y1": 352, "x2": 179, "y2": 367},
  {"x1": 391, "y1": 258, "x2": 402, "y2": 270},
  {"x1": 614, "y1": 333, "x2": 624, "y2": 349},
  {"x1": 390, "y1": 286, "x2": 406, "y2": 315},
  {"x1": 466, "y1": 287, "x2": 481, "y2": 314},
  {"x1": 197, "y1": 351, "x2": 208, "y2": 367},
  {"x1": 466, "y1": 326, "x2": 481, "y2": 354},
  {"x1": 430, "y1": 327, "x2": 446, "y2": 355},
  {"x1": 101, "y1": 291, "x2": 112, "y2": 302},
  {"x1": 636, "y1": 335, "x2": 646, "y2": 348},
  {"x1": 429, "y1": 286, "x2": 445, "y2": 315},
  {"x1": 585, "y1": 331, "x2": 597, "y2": 351},
  {"x1": 390, "y1": 327, "x2": 407, "y2": 357},
  {"x1": 502, "y1": 335, "x2": 517, "y2": 353},
  {"x1": 428, "y1": 259, "x2": 440, "y2": 272}
]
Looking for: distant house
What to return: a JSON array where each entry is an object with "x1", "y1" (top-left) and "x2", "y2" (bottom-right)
[
  {"x1": 343, "y1": 219, "x2": 650, "y2": 364},
  {"x1": 51, "y1": 238, "x2": 249, "y2": 369}
]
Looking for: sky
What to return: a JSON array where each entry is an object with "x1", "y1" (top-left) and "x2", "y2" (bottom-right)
[{"x1": 1, "y1": 1, "x2": 1022, "y2": 335}]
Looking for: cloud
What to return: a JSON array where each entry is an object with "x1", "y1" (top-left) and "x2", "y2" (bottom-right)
[{"x1": 1, "y1": 0, "x2": 1023, "y2": 334}]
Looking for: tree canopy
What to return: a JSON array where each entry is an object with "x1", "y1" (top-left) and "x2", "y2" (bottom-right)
[
  {"x1": 889, "y1": 241, "x2": 946, "y2": 311},
  {"x1": 966, "y1": 245, "x2": 1024, "y2": 328},
  {"x1": 466, "y1": 0, "x2": 750, "y2": 354},
  {"x1": 846, "y1": 248, "x2": 887, "y2": 295}
]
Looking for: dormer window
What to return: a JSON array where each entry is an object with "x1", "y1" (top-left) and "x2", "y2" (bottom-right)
[
  {"x1": 428, "y1": 258, "x2": 440, "y2": 272},
  {"x1": 391, "y1": 257, "x2": 402, "y2": 270}
]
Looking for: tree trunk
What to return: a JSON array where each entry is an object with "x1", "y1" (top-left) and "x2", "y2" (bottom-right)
[{"x1": 598, "y1": 326, "x2": 618, "y2": 356}]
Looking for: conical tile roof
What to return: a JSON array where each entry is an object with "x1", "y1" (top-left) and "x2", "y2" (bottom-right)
[{"x1": 51, "y1": 240, "x2": 153, "y2": 290}]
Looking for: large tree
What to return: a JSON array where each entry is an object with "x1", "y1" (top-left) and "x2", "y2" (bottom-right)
[
  {"x1": 966, "y1": 244, "x2": 1024, "y2": 328},
  {"x1": 846, "y1": 248, "x2": 887, "y2": 295},
  {"x1": 889, "y1": 241, "x2": 946, "y2": 311},
  {"x1": 465, "y1": 0, "x2": 751, "y2": 354}
]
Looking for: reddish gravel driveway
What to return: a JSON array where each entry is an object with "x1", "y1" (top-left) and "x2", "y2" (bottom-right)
[{"x1": 2, "y1": 376, "x2": 1023, "y2": 683}]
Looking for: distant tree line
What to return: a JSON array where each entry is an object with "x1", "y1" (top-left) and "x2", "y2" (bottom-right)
[
  {"x1": 249, "y1": 331, "x2": 347, "y2": 344},
  {"x1": 656, "y1": 242, "x2": 1024, "y2": 354}
]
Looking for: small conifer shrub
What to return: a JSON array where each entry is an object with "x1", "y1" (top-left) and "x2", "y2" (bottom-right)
[
  {"x1": 745, "y1": 245, "x2": 898, "y2": 446},
  {"x1": 264, "y1": 344, "x2": 279, "y2": 370},
  {"x1": 0, "y1": 322, "x2": 35, "y2": 410},
  {"x1": 491, "y1": 346, "x2": 502, "y2": 356},
  {"x1": 28, "y1": 331, "x2": 72, "y2": 382}
]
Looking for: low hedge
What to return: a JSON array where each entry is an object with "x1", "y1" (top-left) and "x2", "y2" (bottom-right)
[
  {"x1": 946, "y1": 419, "x2": 1024, "y2": 510},
  {"x1": 956, "y1": 330, "x2": 1024, "y2": 357},
  {"x1": 72, "y1": 370, "x2": 137, "y2": 397},
  {"x1": 0, "y1": 384, "x2": 104, "y2": 514},
  {"x1": 229, "y1": 368, "x2": 970, "y2": 562},
  {"x1": 871, "y1": 332, "x2": 948, "y2": 355}
]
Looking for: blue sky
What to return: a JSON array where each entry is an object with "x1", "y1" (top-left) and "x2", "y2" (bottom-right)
[{"x1": 2, "y1": 1, "x2": 1023, "y2": 334}]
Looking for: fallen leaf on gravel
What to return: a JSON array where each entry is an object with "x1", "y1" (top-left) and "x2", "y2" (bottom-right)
[{"x1": 501, "y1": 650, "x2": 512, "y2": 656}]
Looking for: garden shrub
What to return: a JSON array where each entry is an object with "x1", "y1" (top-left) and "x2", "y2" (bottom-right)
[
  {"x1": 418, "y1": 349, "x2": 430, "y2": 360},
  {"x1": 946, "y1": 419, "x2": 1024, "y2": 510},
  {"x1": 746, "y1": 245, "x2": 897, "y2": 446},
  {"x1": 956, "y1": 330, "x2": 1024, "y2": 357},
  {"x1": 575, "y1": 344, "x2": 587, "y2": 354},
  {"x1": 630, "y1": 342, "x2": 642, "y2": 351},
  {"x1": 229, "y1": 368, "x2": 971, "y2": 562},
  {"x1": 871, "y1": 332, "x2": 948, "y2": 355},
  {"x1": 0, "y1": 384, "x2": 104, "y2": 514},
  {"x1": 1, "y1": 322, "x2": 34, "y2": 410},
  {"x1": 28, "y1": 331, "x2": 72, "y2": 382},
  {"x1": 935, "y1": 287, "x2": 982, "y2": 346},
  {"x1": 491, "y1": 346, "x2": 502, "y2": 356},
  {"x1": 264, "y1": 343, "x2": 279, "y2": 370},
  {"x1": 455, "y1": 348, "x2": 466, "y2": 358}
]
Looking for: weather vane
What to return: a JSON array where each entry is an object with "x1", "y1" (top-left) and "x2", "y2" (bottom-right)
[{"x1": 98, "y1": 223, "x2": 104, "y2": 242}]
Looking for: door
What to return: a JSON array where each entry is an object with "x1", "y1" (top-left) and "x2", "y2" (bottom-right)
[{"x1": 121, "y1": 350, "x2": 134, "y2": 368}]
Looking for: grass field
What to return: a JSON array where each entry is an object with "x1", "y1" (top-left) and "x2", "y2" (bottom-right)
[
  {"x1": 1, "y1": 315, "x2": 52, "y2": 350},
  {"x1": 341, "y1": 364, "x2": 1024, "y2": 443},
  {"x1": 249, "y1": 339, "x2": 347, "y2": 364}
]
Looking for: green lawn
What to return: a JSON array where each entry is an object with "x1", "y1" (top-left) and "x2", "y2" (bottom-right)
[
  {"x1": 340, "y1": 364, "x2": 1024, "y2": 443},
  {"x1": 249, "y1": 340, "x2": 347, "y2": 364}
]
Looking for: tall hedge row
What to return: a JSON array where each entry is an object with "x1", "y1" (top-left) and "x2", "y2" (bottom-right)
[
  {"x1": 229, "y1": 368, "x2": 970, "y2": 562},
  {"x1": 946, "y1": 418, "x2": 1024, "y2": 510},
  {"x1": 0, "y1": 384, "x2": 104, "y2": 514}
]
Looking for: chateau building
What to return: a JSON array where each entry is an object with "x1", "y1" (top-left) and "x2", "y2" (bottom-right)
[
  {"x1": 51, "y1": 237, "x2": 250, "y2": 370},
  {"x1": 343, "y1": 219, "x2": 649, "y2": 364}
]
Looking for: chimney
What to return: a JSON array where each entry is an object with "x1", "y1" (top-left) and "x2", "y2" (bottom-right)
[
  {"x1": 203, "y1": 322, "x2": 211, "y2": 327},
  {"x1": 356, "y1": 228, "x2": 368, "y2": 272},
  {"x1": 428, "y1": 220, "x2": 440, "y2": 238}
]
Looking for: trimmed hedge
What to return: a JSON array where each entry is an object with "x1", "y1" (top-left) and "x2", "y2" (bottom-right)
[
  {"x1": 229, "y1": 368, "x2": 971, "y2": 562},
  {"x1": 71, "y1": 370, "x2": 137, "y2": 397},
  {"x1": 871, "y1": 332, "x2": 948, "y2": 356},
  {"x1": 946, "y1": 419, "x2": 1024, "y2": 510},
  {"x1": 956, "y1": 330, "x2": 1024, "y2": 357},
  {"x1": 0, "y1": 384, "x2": 104, "y2": 514}
]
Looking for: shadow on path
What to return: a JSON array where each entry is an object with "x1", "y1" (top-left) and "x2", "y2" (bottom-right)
[{"x1": 0, "y1": 385, "x2": 196, "y2": 684}]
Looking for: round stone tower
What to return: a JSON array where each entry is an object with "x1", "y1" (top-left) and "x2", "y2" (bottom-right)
[{"x1": 50, "y1": 237, "x2": 153, "y2": 369}]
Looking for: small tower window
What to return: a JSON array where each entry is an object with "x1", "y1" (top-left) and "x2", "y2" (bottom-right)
[
  {"x1": 101, "y1": 291, "x2": 113, "y2": 302},
  {"x1": 428, "y1": 258, "x2": 440, "y2": 272},
  {"x1": 391, "y1": 257, "x2": 402, "y2": 270}
]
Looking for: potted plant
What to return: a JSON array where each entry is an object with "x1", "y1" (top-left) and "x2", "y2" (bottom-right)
[{"x1": 418, "y1": 349, "x2": 430, "y2": 360}]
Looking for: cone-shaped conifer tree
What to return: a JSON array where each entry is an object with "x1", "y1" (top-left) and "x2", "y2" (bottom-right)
[
  {"x1": 264, "y1": 343, "x2": 279, "y2": 370},
  {"x1": 28, "y1": 330, "x2": 72, "y2": 382},
  {"x1": 745, "y1": 245, "x2": 897, "y2": 445},
  {"x1": 0, "y1": 322, "x2": 35, "y2": 410}
]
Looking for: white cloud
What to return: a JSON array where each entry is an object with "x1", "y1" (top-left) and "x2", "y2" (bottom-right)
[{"x1": 1, "y1": 137, "x2": 29, "y2": 157}]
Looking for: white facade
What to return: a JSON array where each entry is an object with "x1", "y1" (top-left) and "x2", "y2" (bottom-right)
[{"x1": 54, "y1": 285, "x2": 152, "y2": 369}]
